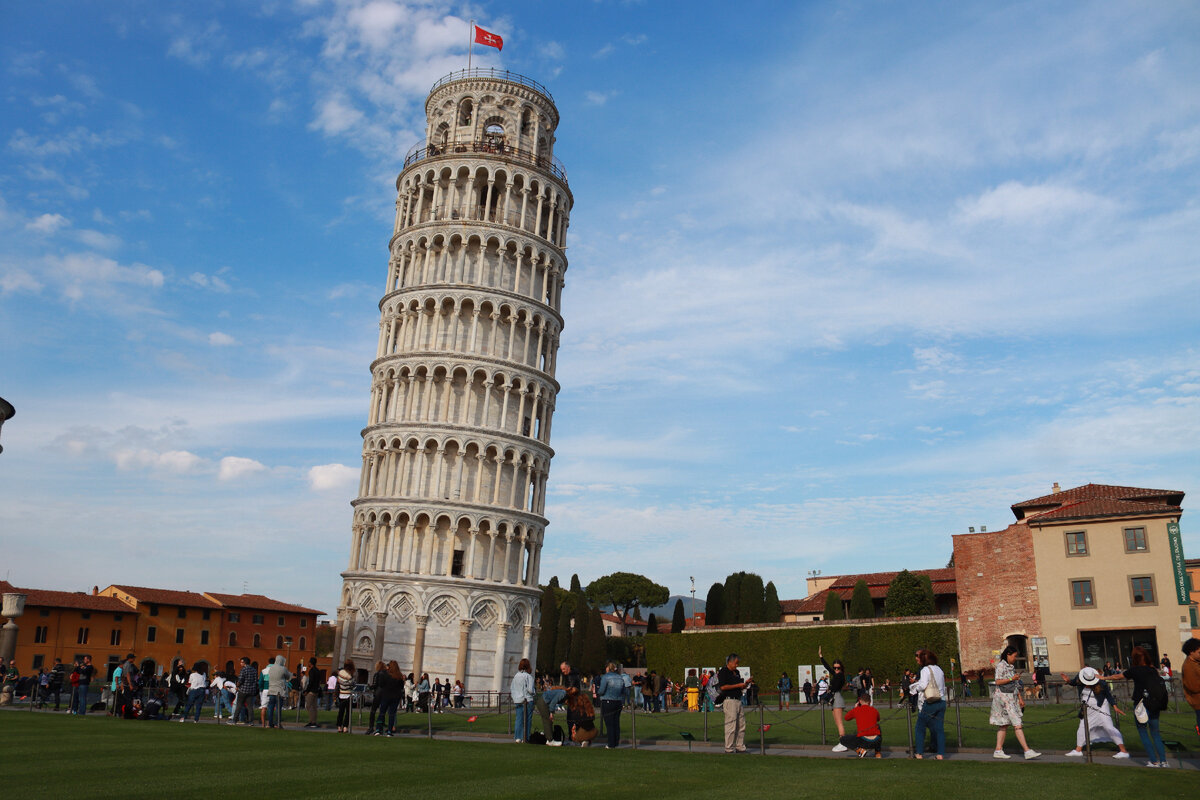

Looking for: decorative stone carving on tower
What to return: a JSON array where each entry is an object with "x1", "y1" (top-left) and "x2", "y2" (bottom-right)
[{"x1": 336, "y1": 69, "x2": 570, "y2": 694}]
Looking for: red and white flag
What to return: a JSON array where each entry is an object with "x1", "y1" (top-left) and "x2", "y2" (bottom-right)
[{"x1": 474, "y1": 25, "x2": 503, "y2": 51}]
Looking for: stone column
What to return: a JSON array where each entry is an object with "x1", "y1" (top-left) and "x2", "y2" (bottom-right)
[
  {"x1": 521, "y1": 624, "x2": 535, "y2": 661},
  {"x1": 455, "y1": 619, "x2": 472, "y2": 684},
  {"x1": 491, "y1": 623, "x2": 510, "y2": 694},
  {"x1": 331, "y1": 607, "x2": 345, "y2": 666},
  {"x1": 412, "y1": 615, "x2": 429, "y2": 677},
  {"x1": 373, "y1": 612, "x2": 387, "y2": 664}
]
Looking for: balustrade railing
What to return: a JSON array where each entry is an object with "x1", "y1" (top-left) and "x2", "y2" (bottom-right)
[
  {"x1": 429, "y1": 68, "x2": 553, "y2": 101},
  {"x1": 403, "y1": 139, "x2": 568, "y2": 185}
]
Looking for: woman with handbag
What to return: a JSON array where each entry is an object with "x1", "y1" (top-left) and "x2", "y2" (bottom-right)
[
  {"x1": 1120, "y1": 646, "x2": 1168, "y2": 767},
  {"x1": 910, "y1": 649, "x2": 947, "y2": 759},
  {"x1": 990, "y1": 645, "x2": 1041, "y2": 759}
]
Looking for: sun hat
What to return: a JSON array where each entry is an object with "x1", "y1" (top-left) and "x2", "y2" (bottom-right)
[{"x1": 1078, "y1": 666, "x2": 1099, "y2": 686}]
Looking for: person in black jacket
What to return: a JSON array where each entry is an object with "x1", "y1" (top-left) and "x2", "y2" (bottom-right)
[
  {"x1": 303, "y1": 657, "x2": 324, "y2": 728},
  {"x1": 366, "y1": 661, "x2": 385, "y2": 734},
  {"x1": 374, "y1": 661, "x2": 405, "y2": 736},
  {"x1": 819, "y1": 646, "x2": 851, "y2": 751}
]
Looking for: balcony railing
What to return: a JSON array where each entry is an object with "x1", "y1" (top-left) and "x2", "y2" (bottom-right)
[
  {"x1": 429, "y1": 69, "x2": 554, "y2": 102},
  {"x1": 403, "y1": 139, "x2": 568, "y2": 185}
]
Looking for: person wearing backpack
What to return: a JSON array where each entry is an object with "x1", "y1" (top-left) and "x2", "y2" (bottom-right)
[{"x1": 1120, "y1": 646, "x2": 1169, "y2": 767}]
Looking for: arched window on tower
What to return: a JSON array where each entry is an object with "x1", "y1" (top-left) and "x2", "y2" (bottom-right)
[
  {"x1": 458, "y1": 99, "x2": 473, "y2": 127},
  {"x1": 483, "y1": 120, "x2": 505, "y2": 153},
  {"x1": 520, "y1": 109, "x2": 532, "y2": 136}
]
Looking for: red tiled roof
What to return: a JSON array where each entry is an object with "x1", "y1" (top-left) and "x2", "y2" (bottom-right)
[
  {"x1": 105, "y1": 585, "x2": 223, "y2": 609},
  {"x1": 785, "y1": 568, "x2": 956, "y2": 615},
  {"x1": 1012, "y1": 483, "x2": 1184, "y2": 523},
  {"x1": 0, "y1": 581, "x2": 131, "y2": 613},
  {"x1": 203, "y1": 592, "x2": 324, "y2": 616}
]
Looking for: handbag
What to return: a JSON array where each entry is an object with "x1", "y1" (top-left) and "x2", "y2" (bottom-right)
[
  {"x1": 1133, "y1": 699, "x2": 1149, "y2": 724},
  {"x1": 921, "y1": 668, "x2": 942, "y2": 702}
]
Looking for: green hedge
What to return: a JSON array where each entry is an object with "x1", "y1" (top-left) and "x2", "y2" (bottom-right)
[{"x1": 643, "y1": 621, "x2": 959, "y2": 685}]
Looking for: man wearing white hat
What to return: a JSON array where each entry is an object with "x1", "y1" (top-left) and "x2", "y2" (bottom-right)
[{"x1": 1060, "y1": 666, "x2": 1130, "y2": 759}]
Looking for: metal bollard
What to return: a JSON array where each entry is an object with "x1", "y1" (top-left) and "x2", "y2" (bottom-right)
[
  {"x1": 1083, "y1": 700, "x2": 1092, "y2": 764},
  {"x1": 427, "y1": 697, "x2": 433, "y2": 739},
  {"x1": 703, "y1": 703, "x2": 708, "y2": 742},
  {"x1": 759, "y1": 705, "x2": 766, "y2": 755},
  {"x1": 508, "y1": 701, "x2": 512, "y2": 736},
  {"x1": 906, "y1": 702, "x2": 915, "y2": 758},
  {"x1": 631, "y1": 703, "x2": 637, "y2": 749},
  {"x1": 820, "y1": 700, "x2": 826, "y2": 745},
  {"x1": 955, "y1": 691, "x2": 963, "y2": 749}
]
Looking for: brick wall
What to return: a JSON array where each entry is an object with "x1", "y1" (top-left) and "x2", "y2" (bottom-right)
[{"x1": 953, "y1": 523, "x2": 1042, "y2": 671}]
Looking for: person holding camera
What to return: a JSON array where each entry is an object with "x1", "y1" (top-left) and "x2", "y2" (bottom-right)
[{"x1": 717, "y1": 653, "x2": 751, "y2": 753}]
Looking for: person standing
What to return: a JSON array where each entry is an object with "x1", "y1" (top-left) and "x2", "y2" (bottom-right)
[
  {"x1": 1120, "y1": 646, "x2": 1169, "y2": 767},
  {"x1": 684, "y1": 669, "x2": 700, "y2": 712},
  {"x1": 990, "y1": 645, "x2": 1040, "y2": 759},
  {"x1": 802, "y1": 678, "x2": 813, "y2": 705},
  {"x1": 910, "y1": 649, "x2": 947, "y2": 760},
  {"x1": 776, "y1": 671, "x2": 791, "y2": 710},
  {"x1": 47, "y1": 658, "x2": 65, "y2": 711},
  {"x1": 366, "y1": 661, "x2": 385, "y2": 734},
  {"x1": 717, "y1": 653, "x2": 750, "y2": 754},
  {"x1": 335, "y1": 660, "x2": 355, "y2": 733},
  {"x1": 819, "y1": 646, "x2": 850, "y2": 751},
  {"x1": 1061, "y1": 666, "x2": 1129, "y2": 758},
  {"x1": 302, "y1": 657, "x2": 324, "y2": 728},
  {"x1": 266, "y1": 655, "x2": 291, "y2": 729},
  {"x1": 597, "y1": 661, "x2": 625, "y2": 749},
  {"x1": 374, "y1": 661, "x2": 404, "y2": 736},
  {"x1": 181, "y1": 662, "x2": 208, "y2": 723},
  {"x1": 211, "y1": 670, "x2": 233, "y2": 720},
  {"x1": 1180, "y1": 638, "x2": 1200, "y2": 739},
  {"x1": 453, "y1": 679, "x2": 465, "y2": 708},
  {"x1": 168, "y1": 662, "x2": 189, "y2": 719},
  {"x1": 510, "y1": 658, "x2": 536, "y2": 743},
  {"x1": 73, "y1": 655, "x2": 95, "y2": 716},
  {"x1": 325, "y1": 670, "x2": 337, "y2": 711}
]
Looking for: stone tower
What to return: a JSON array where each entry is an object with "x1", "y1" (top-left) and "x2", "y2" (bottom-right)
[{"x1": 333, "y1": 69, "x2": 570, "y2": 694}]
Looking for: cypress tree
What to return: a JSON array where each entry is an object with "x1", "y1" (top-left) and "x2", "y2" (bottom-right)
[
  {"x1": 724, "y1": 572, "x2": 744, "y2": 624},
  {"x1": 705, "y1": 582, "x2": 725, "y2": 626},
  {"x1": 548, "y1": 575, "x2": 560, "y2": 589},
  {"x1": 582, "y1": 606, "x2": 606, "y2": 674},
  {"x1": 553, "y1": 599, "x2": 573, "y2": 666},
  {"x1": 739, "y1": 572, "x2": 765, "y2": 622},
  {"x1": 884, "y1": 570, "x2": 934, "y2": 617},
  {"x1": 646, "y1": 612, "x2": 659, "y2": 635},
  {"x1": 671, "y1": 598, "x2": 686, "y2": 632},
  {"x1": 537, "y1": 586, "x2": 559, "y2": 674},
  {"x1": 569, "y1": 573, "x2": 583, "y2": 593},
  {"x1": 823, "y1": 590, "x2": 845, "y2": 620},
  {"x1": 763, "y1": 581, "x2": 782, "y2": 622},
  {"x1": 849, "y1": 579, "x2": 874, "y2": 618},
  {"x1": 568, "y1": 600, "x2": 587, "y2": 668}
]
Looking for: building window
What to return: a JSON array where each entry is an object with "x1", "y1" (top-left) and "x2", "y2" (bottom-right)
[
  {"x1": 228, "y1": 632, "x2": 237, "y2": 646},
  {"x1": 76, "y1": 627, "x2": 89, "y2": 644},
  {"x1": 277, "y1": 616, "x2": 285, "y2": 627},
  {"x1": 228, "y1": 612, "x2": 240, "y2": 623},
  {"x1": 177, "y1": 607, "x2": 187, "y2": 619},
  {"x1": 81, "y1": 611, "x2": 90, "y2": 619},
  {"x1": 299, "y1": 637, "x2": 306, "y2": 650},
  {"x1": 252, "y1": 614, "x2": 264, "y2": 625},
  {"x1": 300, "y1": 618, "x2": 308, "y2": 628},
  {"x1": 39, "y1": 609, "x2": 50, "y2": 617},
  {"x1": 253, "y1": 634, "x2": 261, "y2": 648},
  {"x1": 1070, "y1": 579, "x2": 1095, "y2": 608},
  {"x1": 1130, "y1": 576, "x2": 1156, "y2": 605},
  {"x1": 1191, "y1": 607, "x2": 1199, "y2": 628},
  {"x1": 148, "y1": 604, "x2": 159, "y2": 616},
  {"x1": 1065, "y1": 531, "x2": 1088, "y2": 556},
  {"x1": 146, "y1": 626, "x2": 157, "y2": 643},
  {"x1": 114, "y1": 613, "x2": 123, "y2": 621},
  {"x1": 451, "y1": 549, "x2": 465, "y2": 576},
  {"x1": 200, "y1": 630, "x2": 210, "y2": 645},
  {"x1": 1124, "y1": 527, "x2": 1148, "y2": 552},
  {"x1": 202, "y1": 609, "x2": 211, "y2": 621},
  {"x1": 174, "y1": 628, "x2": 184, "y2": 644},
  {"x1": 110, "y1": 630, "x2": 121, "y2": 646},
  {"x1": 276, "y1": 635, "x2": 284, "y2": 648},
  {"x1": 34, "y1": 625, "x2": 48, "y2": 643},
  {"x1": 32, "y1": 654, "x2": 45, "y2": 669}
]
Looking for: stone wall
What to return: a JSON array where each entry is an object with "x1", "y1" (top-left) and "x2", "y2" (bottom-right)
[{"x1": 953, "y1": 523, "x2": 1042, "y2": 670}]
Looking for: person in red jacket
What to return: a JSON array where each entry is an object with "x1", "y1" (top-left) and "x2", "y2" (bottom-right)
[{"x1": 840, "y1": 690, "x2": 882, "y2": 758}]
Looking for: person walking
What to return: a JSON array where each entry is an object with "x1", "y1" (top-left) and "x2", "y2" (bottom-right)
[
  {"x1": 597, "y1": 661, "x2": 625, "y2": 749},
  {"x1": 302, "y1": 657, "x2": 324, "y2": 728},
  {"x1": 374, "y1": 661, "x2": 404, "y2": 736},
  {"x1": 910, "y1": 648, "x2": 947, "y2": 760},
  {"x1": 777, "y1": 671, "x2": 792, "y2": 710},
  {"x1": 1119, "y1": 646, "x2": 1169, "y2": 766},
  {"x1": 1061, "y1": 666, "x2": 1129, "y2": 758},
  {"x1": 335, "y1": 660, "x2": 355, "y2": 733},
  {"x1": 819, "y1": 646, "x2": 850, "y2": 751},
  {"x1": 717, "y1": 653, "x2": 750, "y2": 754},
  {"x1": 990, "y1": 645, "x2": 1041, "y2": 759},
  {"x1": 510, "y1": 658, "x2": 536, "y2": 743}
]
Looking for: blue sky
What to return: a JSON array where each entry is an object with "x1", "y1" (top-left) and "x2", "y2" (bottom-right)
[{"x1": 2, "y1": 1, "x2": 1198, "y2": 617}]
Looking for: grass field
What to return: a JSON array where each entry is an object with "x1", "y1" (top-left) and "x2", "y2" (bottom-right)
[{"x1": 1, "y1": 711, "x2": 1193, "y2": 800}]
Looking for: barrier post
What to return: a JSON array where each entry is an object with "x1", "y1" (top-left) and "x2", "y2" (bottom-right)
[
  {"x1": 703, "y1": 703, "x2": 708, "y2": 742},
  {"x1": 820, "y1": 700, "x2": 826, "y2": 745},
  {"x1": 1083, "y1": 699, "x2": 1092, "y2": 764},
  {"x1": 631, "y1": 703, "x2": 637, "y2": 749},
  {"x1": 906, "y1": 702, "x2": 915, "y2": 758},
  {"x1": 427, "y1": 696, "x2": 433, "y2": 739},
  {"x1": 955, "y1": 691, "x2": 963, "y2": 749},
  {"x1": 759, "y1": 705, "x2": 766, "y2": 755}
]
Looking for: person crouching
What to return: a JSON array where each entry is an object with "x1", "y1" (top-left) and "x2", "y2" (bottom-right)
[{"x1": 840, "y1": 690, "x2": 883, "y2": 758}]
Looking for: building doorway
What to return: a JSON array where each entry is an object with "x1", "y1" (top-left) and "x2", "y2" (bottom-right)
[
  {"x1": 1079, "y1": 629, "x2": 1158, "y2": 671},
  {"x1": 1004, "y1": 634, "x2": 1029, "y2": 671}
]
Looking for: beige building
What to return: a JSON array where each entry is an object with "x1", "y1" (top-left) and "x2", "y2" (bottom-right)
[{"x1": 956, "y1": 483, "x2": 1191, "y2": 672}]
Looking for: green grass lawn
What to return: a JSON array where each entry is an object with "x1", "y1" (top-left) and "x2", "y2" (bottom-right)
[{"x1": 1, "y1": 711, "x2": 1193, "y2": 800}]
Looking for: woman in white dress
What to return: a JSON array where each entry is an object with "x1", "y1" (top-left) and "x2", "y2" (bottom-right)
[{"x1": 990, "y1": 646, "x2": 1041, "y2": 759}]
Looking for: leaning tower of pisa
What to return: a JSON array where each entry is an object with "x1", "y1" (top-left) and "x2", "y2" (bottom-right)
[{"x1": 333, "y1": 69, "x2": 570, "y2": 693}]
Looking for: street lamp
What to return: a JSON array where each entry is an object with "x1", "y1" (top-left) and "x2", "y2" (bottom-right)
[{"x1": 689, "y1": 577, "x2": 696, "y2": 628}]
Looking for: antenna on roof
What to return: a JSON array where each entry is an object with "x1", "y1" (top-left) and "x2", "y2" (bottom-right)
[{"x1": 243, "y1": 581, "x2": 248, "y2": 593}]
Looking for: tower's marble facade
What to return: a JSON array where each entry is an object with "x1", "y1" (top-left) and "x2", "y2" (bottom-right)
[{"x1": 333, "y1": 69, "x2": 570, "y2": 693}]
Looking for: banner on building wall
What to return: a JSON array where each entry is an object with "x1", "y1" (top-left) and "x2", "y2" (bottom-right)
[{"x1": 1167, "y1": 521, "x2": 1188, "y2": 604}]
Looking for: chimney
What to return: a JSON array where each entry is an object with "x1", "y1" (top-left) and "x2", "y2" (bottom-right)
[
  {"x1": 92, "y1": 585, "x2": 99, "y2": 596},
  {"x1": 980, "y1": 525, "x2": 987, "y2": 532},
  {"x1": 1052, "y1": 482, "x2": 1060, "y2": 494}
]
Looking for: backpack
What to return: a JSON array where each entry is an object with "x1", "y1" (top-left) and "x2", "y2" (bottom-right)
[
  {"x1": 707, "y1": 678, "x2": 722, "y2": 703},
  {"x1": 528, "y1": 731, "x2": 547, "y2": 745},
  {"x1": 1142, "y1": 677, "x2": 1169, "y2": 712}
]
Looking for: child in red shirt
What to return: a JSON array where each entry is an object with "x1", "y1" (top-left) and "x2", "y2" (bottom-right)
[{"x1": 840, "y1": 690, "x2": 882, "y2": 757}]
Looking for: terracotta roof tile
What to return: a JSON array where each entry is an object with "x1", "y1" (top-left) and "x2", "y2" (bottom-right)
[
  {"x1": 105, "y1": 585, "x2": 223, "y2": 609},
  {"x1": 1012, "y1": 483, "x2": 1184, "y2": 522},
  {"x1": 203, "y1": 592, "x2": 324, "y2": 615},
  {"x1": 0, "y1": 581, "x2": 132, "y2": 613},
  {"x1": 784, "y1": 568, "x2": 957, "y2": 615}
]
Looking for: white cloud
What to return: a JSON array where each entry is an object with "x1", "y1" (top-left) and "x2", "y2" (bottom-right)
[
  {"x1": 26, "y1": 213, "x2": 69, "y2": 233},
  {"x1": 956, "y1": 181, "x2": 1115, "y2": 225},
  {"x1": 218, "y1": 456, "x2": 266, "y2": 481},
  {"x1": 584, "y1": 90, "x2": 617, "y2": 106},
  {"x1": 74, "y1": 228, "x2": 122, "y2": 250},
  {"x1": 208, "y1": 332, "x2": 236, "y2": 346},
  {"x1": 308, "y1": 463, "x2": 359, "y2": 490},
  {"x1": 1, "y1": 269, "x2": 43, "y2": 294},
  {"x1": 114, "y1": 448, "x2": 204, "y2": 474},
  {"x1": 46, "y1": 252, "x2": 164, "y2": 302},
  {"x1": 310, "y1": 93, "x2": 365, "y2": 136},
  {"x1": 188, "y1": 271, "x2": 231, "y2": 292},
  {"x1": 346, "y1": 1, "x2": 410, "y2": 50}
]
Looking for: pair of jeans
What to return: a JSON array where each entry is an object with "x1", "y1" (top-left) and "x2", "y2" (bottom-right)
[
  {"x1": 839, "y1": 733, "x2": 882, "y2": 753},
  {"x1": 377, "y1": 696, "x2": 400, "y2": 733},
  {"x1": 914, "y1": 699, "x2": 946, "y2": 756},
  {"x1": 184, "y1": 688, "x2": 206, "y2": 721},
  {"x1": 214, "y1": 690, "x2": 232, "y2": 717},
  {"x1": 538, "y1": 689, "x2": 566, "y2": 737},
  {"x1": 232, "y1": 691, "x2": 254, "y2": 723},
  {"x1": 601, "y1": 699, "x2": 621, "y2": 748},
  {"x1": 513, "y1": 699, "x2": 534, "y2": 741},
  {"x1": 1135, "y1": 716, "x2": 1167, "y2": 763},
  {"x1": 73, "y1": 685, "x2": 90, "y2": 715},
  {"x1": 266, "y1": 693, "x2": 285, "y2": 727}
]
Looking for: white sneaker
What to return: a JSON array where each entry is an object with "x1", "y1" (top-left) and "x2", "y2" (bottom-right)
[
  {"x1": 1113, "y1": 752, "x2": 1130, "y2": 759},
  {"x1": 548, "y1": 739, "x2": 563, "y2": 747},
  {"x1": 831, "y1": 743, "x2": 849, "y2": 753},
  {"x1": 1144, "y1": 762, "x2": 1159, "y2": 767},
  {"x1": 1024, "y1": 750, "x2": 1041, "y2": 760},
  {"x1": 993, "y1": 750, "x2": 1011, "y2": 759},
  {"x1": 1064, "y1": 750, "x2": 1083, "y2": 757}
]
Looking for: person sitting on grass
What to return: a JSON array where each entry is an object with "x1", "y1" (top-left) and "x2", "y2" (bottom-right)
[
  {"x1": 840, "y1": 690, "x2": 882, "y2": 758},
  {"x1": 565, "y1": 686, "x2": 597, "y2": 746}
]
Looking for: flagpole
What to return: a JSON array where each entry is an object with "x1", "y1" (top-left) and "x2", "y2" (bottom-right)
[{"x1": 468, "y1": 19, "x2": 474, "y2": 71}]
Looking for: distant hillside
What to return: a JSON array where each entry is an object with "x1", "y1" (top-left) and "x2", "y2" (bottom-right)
[{"x1": 641, "y1": 595, "x2": 705, "y2": 620}]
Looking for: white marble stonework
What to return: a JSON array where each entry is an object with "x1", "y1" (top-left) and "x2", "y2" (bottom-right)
[{"x1": 335, "y1": 70, "x2": 569, "y2": 695}]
